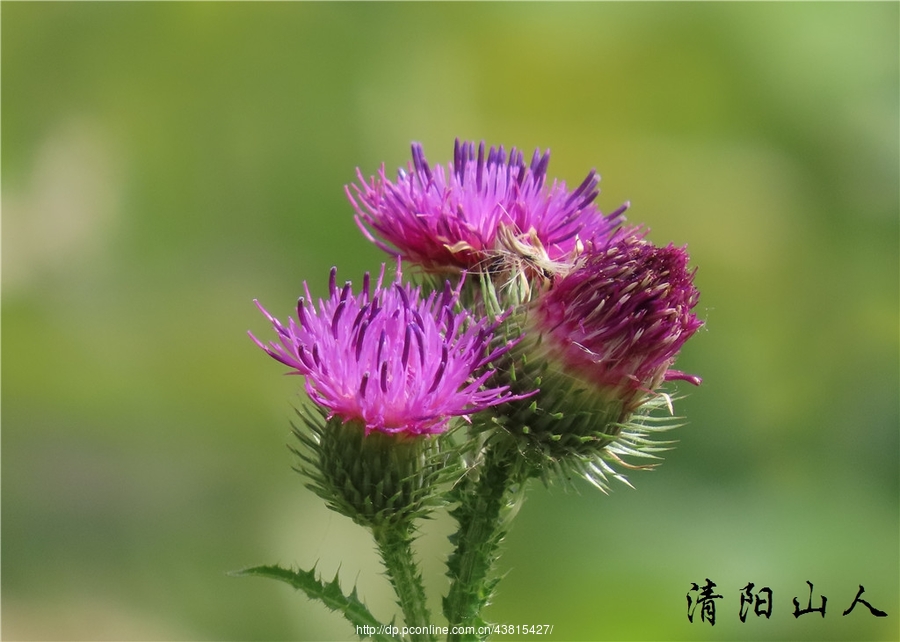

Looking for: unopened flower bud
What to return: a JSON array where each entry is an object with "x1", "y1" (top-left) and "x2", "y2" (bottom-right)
[{"x1": 487, "y1": 236, "x2": 703, "y2": 489}]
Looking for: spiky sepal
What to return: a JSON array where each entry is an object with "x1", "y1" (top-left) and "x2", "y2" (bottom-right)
[
  {"x1": 548, "y1": 392, "x2": 682, "y2": 493},
  {"x1": 290, "y1": 404, "x2": 456, "y2": 529},
  {"x1": 231, "y1": 563, "x2": 399, "y2": 642}
]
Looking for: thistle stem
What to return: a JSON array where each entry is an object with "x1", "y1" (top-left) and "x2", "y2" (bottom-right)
[
  {"x1": 373, "y1": 524, "x2": 435, "y2": 642},
  {"x1": 444, "y1": 443, "x2": 524, "y2": 642}
]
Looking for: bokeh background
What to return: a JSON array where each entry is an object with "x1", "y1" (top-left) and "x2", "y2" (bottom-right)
[{"x1": 3, "y1": 3, "x2": 897, "y2": 641}]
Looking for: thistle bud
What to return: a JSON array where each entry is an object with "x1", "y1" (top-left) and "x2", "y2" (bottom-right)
[{"x1": 488, "y1": 236, "x2": 703, "y2": 489}]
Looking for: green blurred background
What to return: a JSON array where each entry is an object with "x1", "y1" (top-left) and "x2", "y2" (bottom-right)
[{"x1": 3, "y1": 3, "x2": 897, "y2": 641}]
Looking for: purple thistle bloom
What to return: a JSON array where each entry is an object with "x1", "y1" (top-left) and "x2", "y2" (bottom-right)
[
  {"x1": 532, "y1": 236, "x2": 703, "y2": 413},
  {"x1": 346, "y1": 139, "x2": 628, "y2": 273},
  {"x1": 250, "y1": 263, "x2": 517, "y2": 436}
]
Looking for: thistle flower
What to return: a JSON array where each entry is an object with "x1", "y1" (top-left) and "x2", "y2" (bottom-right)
[
  {"x1": 346, "y1": 139, "x2": 628, "y2": 277},
  {"x1": 251, "y1": 263, "x2": 521, "y2": 532},
  {"x1": 250, "y1": 262, "x2": 517, "y2": 436},
  {"x1": 532, "y1": 236, "x2": 703, "y2": 411},
  {"x1": 488, "y1": 236, "x2": 703, "y2": 488}
]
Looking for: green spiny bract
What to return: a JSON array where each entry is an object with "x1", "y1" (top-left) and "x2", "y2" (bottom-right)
[
  {"x1": 477, "y1": 310, "x2": 681, "y2": 492},
  {"x1": 291, "y1": 404, "x2": 457, "y2": 529}
]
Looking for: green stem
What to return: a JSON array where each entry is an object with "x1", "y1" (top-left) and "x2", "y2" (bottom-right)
[
  {"x1": 444, "y1": 444, "x2": 524, "y2": 642},
  {"x1": 373, "y1": 524, "x2": 435, "y2": 642}
]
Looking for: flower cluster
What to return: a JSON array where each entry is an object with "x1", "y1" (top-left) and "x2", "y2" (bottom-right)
[{"x1": 245, "y1": 139, "x2": 704, "y2": 641}]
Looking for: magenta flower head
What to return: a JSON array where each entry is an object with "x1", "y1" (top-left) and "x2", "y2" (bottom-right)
[
  {"x1": 251, "y1": 262, "x2": 516, "y2": 436},
  {"x1": 250, "y1": 263, "x2": 519, "y2": 526},
  {"x1": 488, "y1": 235, "x2": 703, "y2": 489},
  {"x1": 346, "y1": 140, "x2": 628, "y2": 278},
  {"x1": 533, "y1": 236, "x2": 703, "y2": 411}
]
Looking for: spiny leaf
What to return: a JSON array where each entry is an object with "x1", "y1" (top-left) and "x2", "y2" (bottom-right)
[{"x1": 232, "y1": 564, "x2": 400, "y2": 642}]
